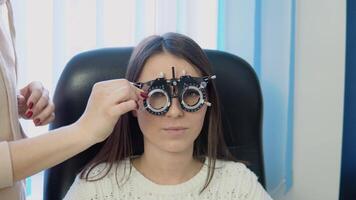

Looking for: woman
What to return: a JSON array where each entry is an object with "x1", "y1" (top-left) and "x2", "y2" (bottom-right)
[
  {"x1": 64, "y1": 33, "x2": 272, "y2": 200},
  {"x1": 0, "y1": 1, "x2": 144, "y2": 199}
]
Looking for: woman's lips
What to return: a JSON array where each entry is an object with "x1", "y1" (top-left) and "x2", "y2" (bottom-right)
[
  {"x1": 163, "y1": 127, "x2": 188, "y2": 130},
  {"x1": 163, "y1": 127, "x2": 188, "y2": 135}
]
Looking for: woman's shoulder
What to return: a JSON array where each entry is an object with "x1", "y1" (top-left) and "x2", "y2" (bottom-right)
[
  {"x1": 213, "y1": 159, "x2": 272, "y2": 199},
  {"x1": 215, "y1": 159, "x2": 254, "y2": 175},
  {"x1": 213, "y1": 159, "x2": 260, "y2": 185},
  {"x1": 63, "y1": 159, "x2": 131, "y2": 199},
  {"x1": 82, "y1": 158, "x2": 131, "y2": 181}
]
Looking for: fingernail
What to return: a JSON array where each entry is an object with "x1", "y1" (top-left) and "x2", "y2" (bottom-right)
[
  {"x1": 29, "y1": 102, "x2": 34, "y2": 109},
  {"x1": 25, "y1": 111, "x2": 33, "y2": 118},
  {"x1": 34, "y1": 118, "x2": 41, "y2": 125},
  {"x1": 140, "y1": 92, "x2": 148, "y2": 99}
]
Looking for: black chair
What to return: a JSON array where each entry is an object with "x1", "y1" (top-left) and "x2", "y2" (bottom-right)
[{"x1": 43, "y1": 47, "x2": 265, "y2": 200}]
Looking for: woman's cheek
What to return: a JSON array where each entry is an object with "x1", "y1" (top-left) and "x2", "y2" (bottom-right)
[{"x1": 137, "y1": 111, "x2": 158, "y2": 135}]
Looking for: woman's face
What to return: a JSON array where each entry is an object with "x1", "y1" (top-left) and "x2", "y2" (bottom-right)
[{"x1": 134, "y1": 52, "x2": 207, "y2": 155}]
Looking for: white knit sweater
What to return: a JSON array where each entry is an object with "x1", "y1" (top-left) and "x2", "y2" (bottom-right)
[{"x1": 63, "y1": 158, "x2": 272, "y2": 200}]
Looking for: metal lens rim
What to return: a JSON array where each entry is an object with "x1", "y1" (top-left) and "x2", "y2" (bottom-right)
[
  {"x1": 181, "y1": 86, "x2": 204, "y2": 110},
  {"x1": 147, "y1": 88, "x2": 170, "y2": 113}
]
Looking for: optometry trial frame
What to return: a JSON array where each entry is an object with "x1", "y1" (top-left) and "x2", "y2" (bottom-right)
[{"x1": 132, "y1": 67, "x2": 216, "y2": 116}]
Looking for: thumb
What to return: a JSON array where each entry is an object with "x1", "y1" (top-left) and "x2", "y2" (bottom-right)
[
  {"x1": 17, "y1": 94, "x2": 26, "y2": 105},
  {"x1": 19, "y1": 85, "x2": 30, "y2": 99}
]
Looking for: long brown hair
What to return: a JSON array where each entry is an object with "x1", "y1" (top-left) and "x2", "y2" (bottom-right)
[{"x1": 80, "y1": 32, "x2": 236, "y2": 193}]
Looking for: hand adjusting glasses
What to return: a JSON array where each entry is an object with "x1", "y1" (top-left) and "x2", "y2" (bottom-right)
[{"x1": 132, "y1": 67, "x2": 216, "y2": 116}]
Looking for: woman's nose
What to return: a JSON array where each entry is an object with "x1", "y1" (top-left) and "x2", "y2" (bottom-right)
[{"x1": 166, "y1": 98, "x2": 184, "y2": 118}]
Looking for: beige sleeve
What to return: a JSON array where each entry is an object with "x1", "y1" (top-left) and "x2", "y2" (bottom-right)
[{"x1": 0, "y1": 141, "x2": 13, "y2": 188}]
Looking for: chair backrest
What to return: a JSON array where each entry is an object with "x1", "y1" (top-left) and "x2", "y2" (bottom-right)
[{"x1": 43, "y1": 47, "x2": 265, "y2": 200}]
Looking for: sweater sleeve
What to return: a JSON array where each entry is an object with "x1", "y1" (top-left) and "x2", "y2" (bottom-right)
[{"x1": 0, "y1": 141, "x2": 14, "y2": 189}]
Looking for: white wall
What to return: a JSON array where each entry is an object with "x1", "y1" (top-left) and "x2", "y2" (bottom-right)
[{"x1": 281, "y1": 0, "x2": 346, "y2": 199}]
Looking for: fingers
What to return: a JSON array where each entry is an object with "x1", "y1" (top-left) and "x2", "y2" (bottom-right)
[
  {"x1": 111, "y1": 85, "x2": 140, "y2": 104},
  {"x1": 95, "y1": 79, "x2": 146, "y2": 105},
  {"x1": 17, "y1": 94, "x2": 27, "y2": 117},
  {"x1": 19, "y1": 82, "x2": 54, "y2": 124},
  {"x1": 74, "y1": 79, "x2": 146, "y2": 144},
  {"x1": 26, "y1": 82, "x2": 44, "y2": 109},
  {"x1": 117, "y1": 83, "x2": 148, "y2": 105},
  {"x1": 30, "y1": 89, "x2": 50, "y2": 117},
  {"x1": 32, "y1": 101, "x2": 55, "y2": 126},
  {"x1": 19, "y1": 85, "x2": 30, "y2": 100},
  {"x1": 130, "y1": 81, "x2": 146, "y2": 93},
  {"x1": 17, "y1": 94, "x2": 26, "y2": 105},
  {"x1": 130, "y1": 81, "x2": 149, "y2": 100},
  {"x1": 38, "y1": 113, "x2": 55, "y2": 126},
  {"x1": 110, "y1": 99, "x2": 138, "y2": 117}
]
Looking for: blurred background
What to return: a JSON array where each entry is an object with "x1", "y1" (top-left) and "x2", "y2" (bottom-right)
[{"x1": 6, "y1": 0, "x2": 352, "y2": 199}]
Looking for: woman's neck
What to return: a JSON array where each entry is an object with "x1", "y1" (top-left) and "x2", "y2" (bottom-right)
[{"x1": 131, "y1": 148, "x2": 203, "y2": 185}]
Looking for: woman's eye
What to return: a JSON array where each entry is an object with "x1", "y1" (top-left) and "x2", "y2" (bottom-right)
[
  {"x1": 189, "y1": 92, "x2": 198, "y2": 96},
  {"x1": 156, "y1": 93, "x2": 164, "y2": 97}
]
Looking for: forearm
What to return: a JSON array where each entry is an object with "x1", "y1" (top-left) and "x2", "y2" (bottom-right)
[{"x1": 8, "y1": 124, "x2": 95, "y2": 181}]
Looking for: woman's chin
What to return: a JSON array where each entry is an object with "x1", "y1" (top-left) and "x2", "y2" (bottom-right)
[{"x1": 159, "y1": 141, "x2": 193, "y2": 154}]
